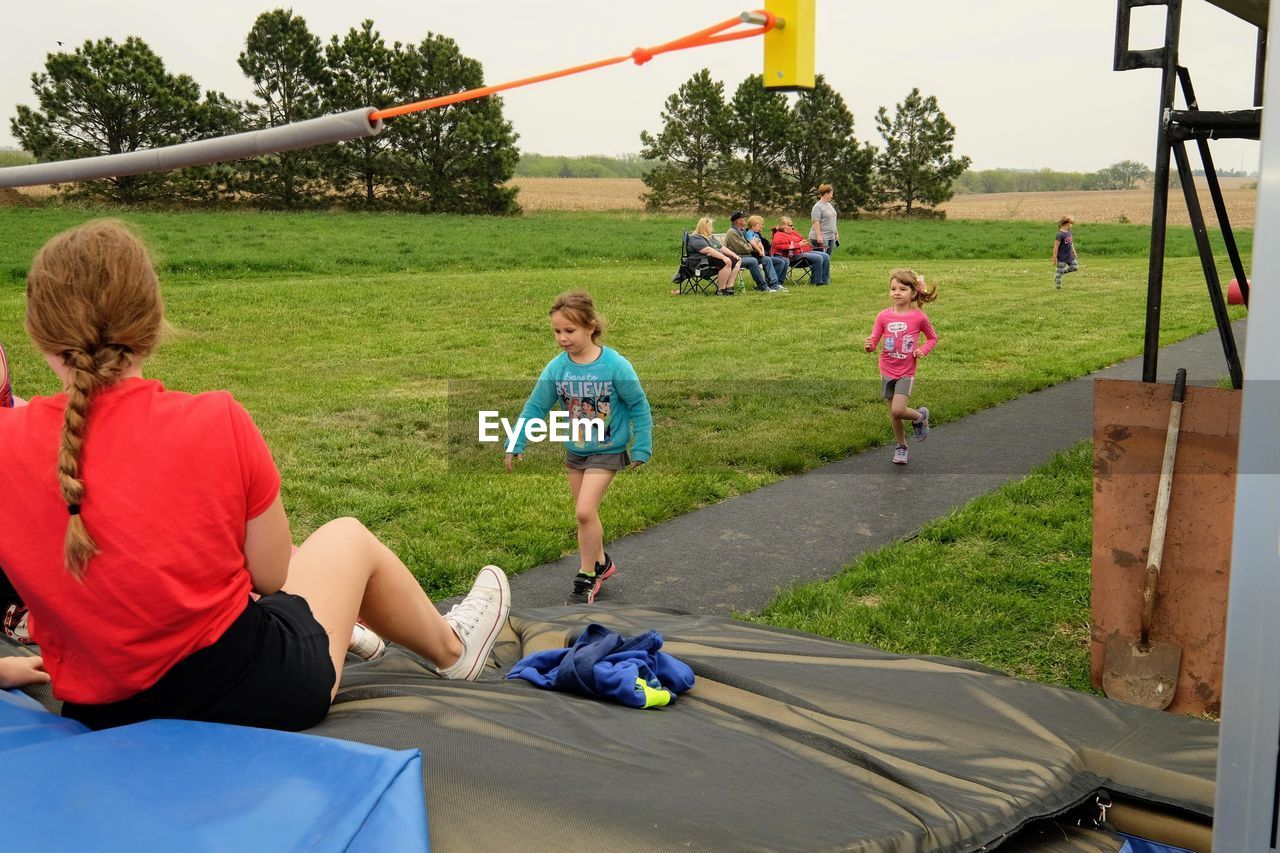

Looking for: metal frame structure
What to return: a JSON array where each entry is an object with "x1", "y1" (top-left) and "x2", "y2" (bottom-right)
[
  {"x1": 1213, "y1": 24, "x2": 1280, "y2": 842},
  {"x1": 1114, "y1": 0, "x2": 1263, "y2": 387},
  {"x1": 1117, "y1": 2, "x2": 1280, "y2": 847}
]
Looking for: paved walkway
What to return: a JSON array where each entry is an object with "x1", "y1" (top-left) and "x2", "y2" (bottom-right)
[{"x1": 453, "y1": 322, "x2": 1247, "y2": 616}]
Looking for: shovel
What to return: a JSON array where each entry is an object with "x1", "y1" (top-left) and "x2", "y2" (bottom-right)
[{"x1": 1102, "y1": 368, "x2": 1186, "y2": 710}]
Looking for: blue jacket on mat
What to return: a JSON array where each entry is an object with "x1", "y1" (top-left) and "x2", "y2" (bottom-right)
[{"x1": 507, "y1": 624, "x2": 694, "y2": 709}]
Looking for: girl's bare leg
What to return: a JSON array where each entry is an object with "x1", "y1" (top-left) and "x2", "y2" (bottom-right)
[
  {"x1": 574, "y1": 469, "x2": 617, "y2": 573},
  {"x1": 285, "y1": 517, "x2": 464, "y2": 695},
  {"x1": 889, "y1": 395, "x2": 920, "y2": 444}
]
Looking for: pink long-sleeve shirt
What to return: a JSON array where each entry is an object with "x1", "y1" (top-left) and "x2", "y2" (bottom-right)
[{"x1": 868, "y1": 307, "x2": 938, "y2": 379}]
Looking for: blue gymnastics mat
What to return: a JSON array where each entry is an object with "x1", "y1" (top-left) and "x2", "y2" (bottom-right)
[{"x1": 0, "y1": 689, "x2": 428, "y2": 852}]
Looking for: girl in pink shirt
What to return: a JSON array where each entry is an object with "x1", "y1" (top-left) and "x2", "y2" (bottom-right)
[{"x1": 864, "y1": 269, "x2": 939, "y2": 465}]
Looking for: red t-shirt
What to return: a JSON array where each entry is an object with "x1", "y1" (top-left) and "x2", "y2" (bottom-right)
[{"x1": 0, "y1": 378, "x2": 280, "y2": 704}]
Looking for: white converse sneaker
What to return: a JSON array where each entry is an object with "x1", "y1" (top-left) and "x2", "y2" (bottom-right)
[
  {"x1": 439, "y1": 565, "x2": 511, "y2": 681},
  {"x1": 348, "y1": 622, "x2": 387, "y2": 661}
]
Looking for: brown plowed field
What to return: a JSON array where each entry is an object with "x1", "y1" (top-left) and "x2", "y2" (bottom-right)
[
  {"x1": 506, "y1": 176, "x2": 1256, "y2": 228},
  {"x1": 8, "y1": 176, "x2": 1256, "y2": 227}
]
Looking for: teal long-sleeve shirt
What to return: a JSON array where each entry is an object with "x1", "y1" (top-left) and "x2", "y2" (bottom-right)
[{"x1": 511, "y1": 346, "x2": 653, "y2": 462}]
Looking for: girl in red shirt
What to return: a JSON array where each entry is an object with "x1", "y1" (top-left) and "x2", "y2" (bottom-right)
[
  {"x1": 0, "y1": 220, "x2": 511, "y2": 730},
  {"x1": 864, "y1": 269, "x2": 939, "y2": 465}
]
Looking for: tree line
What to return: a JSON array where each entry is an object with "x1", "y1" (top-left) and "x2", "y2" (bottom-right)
[
  {"x1": 639, "y1": 71, "x2": 970, "y2": 216},
  {"x1": 9, "y1": 10, "x2": 520, "y2": 212},
  {"x1": 515, "y1": 153, "x2": 653, "y2": 179},
  {"x1": 955, "y1": 161, "x2": 1153, "y2": 195}
]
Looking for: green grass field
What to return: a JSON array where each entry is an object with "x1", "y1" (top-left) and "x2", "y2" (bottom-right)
[
  {"x1": 752, "y1": 442, "x2": 1095, "y2": 690},
  {"x1": 0, "y1": 151, "x2": 35, "y2": 169},
  {"x1": 0, "y1": 210, "x2": 1246, "y2": 648}
]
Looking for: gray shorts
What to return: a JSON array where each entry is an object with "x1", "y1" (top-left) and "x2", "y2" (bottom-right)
[
  {"x1": 881, "y1": 375, "x2": 914, "y2": 400},
  {"x1": 565, "y1": 450, "x2": 630, "y2": 471}
]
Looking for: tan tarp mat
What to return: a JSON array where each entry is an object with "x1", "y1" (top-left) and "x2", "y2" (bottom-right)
[{"x1": 303, "y1": 606, "x2": 1216, "y2": 851}]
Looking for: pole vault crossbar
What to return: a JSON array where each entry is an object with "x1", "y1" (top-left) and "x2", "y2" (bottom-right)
[
  {"x1": 0, "y1": 108, "x2": 383, "y2": 189},
  {"x1": 0, "y1": 10, "x2": 790, "y2": 190}
]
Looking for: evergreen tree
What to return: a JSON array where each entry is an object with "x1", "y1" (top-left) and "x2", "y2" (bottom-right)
[
  {"x1": 726, "y1": 74, "x2": 791, "y2": 212},
  {"x1": 873, "y1": 88, "x2": 971, "y2": 215},
  {"x1": 237, "y1": 9, "x2": 327, "y2": 208},
  {"x1": 639, "y1": 69, "x2": 734, "y2": 212},
  {"x1": 322, "y1": 20, "x2": 397, "y2": 206},
  {"x1": 386, "y1": 34, "x2": 519, "y2": 214},
  {"x1": 168, "y1": 91, "x2": 250, "y2": 204},
  {"x1": 786, "y1": 76, "x2": 875, "y2": 214},
  {"x1": 10, "y1": 37, "x2": 208, "y2": 202}
]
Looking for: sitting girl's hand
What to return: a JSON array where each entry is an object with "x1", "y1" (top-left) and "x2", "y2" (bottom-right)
[
  {"x1": 628, "y1": 460, "x2": 645, "y2": 470},
  {"x1": 504, "y1": 452, "x2": 523, "y2": 472},
  {"x1": 0, "y1": 655, "x2": 50, "y2": 689}
]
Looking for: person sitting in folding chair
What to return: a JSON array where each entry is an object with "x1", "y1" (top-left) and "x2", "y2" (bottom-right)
[
  {"x1": 725, "y1": 212, "x2": 782, "y2": 293},
  {"x1": 687, "y1": 217, "x2": 742, "y2": 297},
  {"x1": 771, "y1": 216, "x2": 830, "y2": 286},
  {"x1": 673, "y1": 231, "x2": 720, "y2": 295},
  {"x1": 746, "y1": 216, "x2": 788, "y2": 292}
]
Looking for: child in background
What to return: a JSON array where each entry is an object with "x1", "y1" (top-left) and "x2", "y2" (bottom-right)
[
  {"x1": 865, "y1": 269, "x2": 939, "y2": 465},
  {"x1": 1053, "y1": 216, "x2": 1080, "y2": 289},
  {"x1": 1, "y1": 340, "x2": 30, "y2": 649},
  {"x1": 0, "y1": 220, "x2": 511, "y2": 727},
  {"x1": 506, "y1": 292, "x2": 653, "y2": 604},
  {"x1": 1, "y1": 339, "x2": 27, "y2": 408}
]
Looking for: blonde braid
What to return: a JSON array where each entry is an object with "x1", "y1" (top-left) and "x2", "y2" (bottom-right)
[
  {"x1": 25, "y1": 220, "x2": 164, "y2": 578},
  {"x1": 57, "y1": 350, "x2": 101, "y2": 577}
]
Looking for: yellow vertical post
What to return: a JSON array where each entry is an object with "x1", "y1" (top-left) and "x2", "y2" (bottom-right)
[{"x1": 763, "y1": 0, "x2": 815, "y2": 91}]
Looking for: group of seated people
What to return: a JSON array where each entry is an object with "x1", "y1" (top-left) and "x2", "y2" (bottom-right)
[{"x1": 685, "y1": 212, "x2": 832, "y2": 295}]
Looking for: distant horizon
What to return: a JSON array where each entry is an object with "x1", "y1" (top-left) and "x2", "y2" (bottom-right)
[
  {"x1": 2, "y1": 2, "x2": 1264, "y2": 176},
  {"x1": 6, "y1": 144, "x2": 1261, "y2": 178}
]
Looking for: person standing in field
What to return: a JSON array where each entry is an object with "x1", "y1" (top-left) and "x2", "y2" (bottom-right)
[
  {"x1": 1052, "y1": 215, "x2": 1079, "y2": 289},
  {"x1": 809, "y1": 183, "x2": 840, "y2": 260},
  {"x1": 864, "y1": 269, "x2": 938, "y2": 465},
  {"x1": 505, "y1": 291, "x2": 653, "y2": 605},
  {"x1": 0, "y1": 219, "x2": 512, "y2": 730}
]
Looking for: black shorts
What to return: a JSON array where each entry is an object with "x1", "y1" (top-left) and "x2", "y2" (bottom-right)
[{"x1": 61, "y1": 593, "x2": 335, "y2": 732}]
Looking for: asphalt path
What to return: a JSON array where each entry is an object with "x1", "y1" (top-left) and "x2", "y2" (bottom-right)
[{"x1": 445, "y1": 321, "x2": 1247, "y2": 616}]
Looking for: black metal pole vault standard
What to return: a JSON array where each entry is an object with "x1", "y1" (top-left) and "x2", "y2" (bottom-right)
[{"x1": 1114, "y1": 0, "x2": 1261, "y2": 389}]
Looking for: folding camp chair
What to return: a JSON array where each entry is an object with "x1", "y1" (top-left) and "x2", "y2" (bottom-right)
[
  {"x1": 672, "y1": 231, "x2": 719, "y2": 295},
  {"x1": 787, "y1": 254, "x2": 815, "y2": 286}
]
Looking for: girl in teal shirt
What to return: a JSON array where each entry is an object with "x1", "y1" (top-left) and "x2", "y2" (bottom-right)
[{"x1": 506, "y1": 292, "x2": 653, "y2": 604}]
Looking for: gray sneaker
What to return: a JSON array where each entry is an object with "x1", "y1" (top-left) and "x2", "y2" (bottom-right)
[
  {"x1": 912, "y1": 407, "x2": 930, "y2": 442},
  {"x1": 892, "y1": 445, "x2": 909, "y2": 464},
  {"x1": 439, "y1": 565, "x2": 511, "y2": 681}
]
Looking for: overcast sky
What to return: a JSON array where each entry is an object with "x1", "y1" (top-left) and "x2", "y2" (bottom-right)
[{"x1": 0, "y1": 0, "x2": 1264, "y2": 173}]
